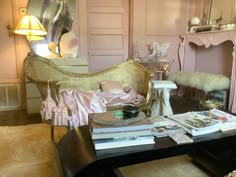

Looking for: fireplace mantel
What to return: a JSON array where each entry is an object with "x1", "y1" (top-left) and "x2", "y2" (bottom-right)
[{"x1": 179, "y1": 30, "x2": 236, "y2": 113}]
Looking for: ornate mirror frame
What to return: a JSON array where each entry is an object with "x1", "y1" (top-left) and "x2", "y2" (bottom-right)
[
  {"x1": 204, "y1": 0, "x2": 236, "y2": 25},
  {"x1": 27, "y1": 0, "x2": 76, "y2": 58}
]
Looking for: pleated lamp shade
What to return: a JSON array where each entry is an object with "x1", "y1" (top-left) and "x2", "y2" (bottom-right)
[
  {"x1": 14, "y1": 15, "x2": 47, "y2": 36},
  {"x1": 26, "y1": 35, "x2": 45, "y2": 41}
]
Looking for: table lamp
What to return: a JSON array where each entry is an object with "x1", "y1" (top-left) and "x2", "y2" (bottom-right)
[{"x1": 14, "y1": 15, "x2": 47, "y2": 42}]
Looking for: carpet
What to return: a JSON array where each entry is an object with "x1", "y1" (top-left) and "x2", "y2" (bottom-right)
[
  {"x1": 0, "y1": 123, "x2": 67, "y2": 177},
  {"x1": 120, "y1": 156, "x2": 212, "y2": 177},
  {"x1": 0, "y1": 123, "x2": 212, "y2": 177}
]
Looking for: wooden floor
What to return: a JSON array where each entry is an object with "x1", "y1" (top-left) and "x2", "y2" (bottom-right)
[
  {"x1": 0, "y1": 96, "x2": 201, "y2": 126},
  {"x1": 0, "y1": 109, "x2": 41, "y2": 126}
]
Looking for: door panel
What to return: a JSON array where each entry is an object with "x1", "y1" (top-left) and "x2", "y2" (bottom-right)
[
  {"x1": 88, "y1": 0, "x2": 123, "y2": 7},
  {"x1": 87, "y1": 0, "x2": 129, "y2": 72},
  {"x1": 0, "y1": 0, "x2": 18, "y2": 80},
  {"x1": 89, "y1": 35, "x2": 123, "y2": 49},
  {"x1": 88, "y1": 13, "x2": 123, "y2": 29}
]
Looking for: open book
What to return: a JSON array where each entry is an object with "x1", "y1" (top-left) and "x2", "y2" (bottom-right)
[{"x1": 167, "y1": 112, "x2": 222, "y2": 136}]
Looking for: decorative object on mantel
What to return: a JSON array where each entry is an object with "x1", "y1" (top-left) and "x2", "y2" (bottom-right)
[
  {"x1": 190, "y1": 17, "x2": 200, "y2": 32},
  {"x1": 191, "y1": 17, "x2": 200, "y2": 26},
  {"x1": 190, "y1": 21, "x2": 236, "y2": 33},
  {"x1": 195, "y1": 25, "x2": 212, "y2": 33},
  {"x1": 220, "y1": 24, "x2": 236, "y2": 30},
  {"x1": 189, "y1": 17, "x2": 212, "y2": 33}
]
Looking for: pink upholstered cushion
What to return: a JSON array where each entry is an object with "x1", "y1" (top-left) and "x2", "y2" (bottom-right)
[{"x1": 99, "y1": 80, "x2": 124, "y2": 92}]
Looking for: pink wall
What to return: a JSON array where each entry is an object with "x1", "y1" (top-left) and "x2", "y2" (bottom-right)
[
  {"x1": 195, "y1": 41, "x2": 233, "y2": 77},
  {"x1": 130, "y1": 0, "x2": 205, "y2": 72}
]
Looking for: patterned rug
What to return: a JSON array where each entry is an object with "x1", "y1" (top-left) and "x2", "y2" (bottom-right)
[{"x1": 0, "y1": 123, "x2": 212, "y2": 177}]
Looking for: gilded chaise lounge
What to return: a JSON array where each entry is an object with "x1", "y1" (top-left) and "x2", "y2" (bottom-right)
[{"x1": 24, "y1": 53, "x2": 155, "y2": 141}]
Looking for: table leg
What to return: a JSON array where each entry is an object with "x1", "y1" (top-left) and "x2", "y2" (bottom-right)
[
  {"x1": 151, "y1": 88, "x2": 173, "y2": 116},
  {"x1": 162, "y1": 89, "x2": 173, "y2": 115},
  {"x1": 151, "y1": 89, "x2": 162, "y2": 116}
]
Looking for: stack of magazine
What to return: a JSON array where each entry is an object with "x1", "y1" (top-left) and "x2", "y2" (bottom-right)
[
  {"x1": 88, "y1": 111, "x2": 183, "y2": 150},
  {"x1": 209, "y1": 108, "x2": 236, "y2": 132},
  {"x1": 167, "y1": 111, "x2": 222, "y2": 136},
  {"x1": 167, "y1": 109, "x2": 236, "y2": 136}
]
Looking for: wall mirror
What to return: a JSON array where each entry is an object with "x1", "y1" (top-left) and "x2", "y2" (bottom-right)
[
  {"x1": 27, "y1": 0, "x2": 75, "y2": 58},
  {"x1": 204, "y1": 0, "x2": 236, "y2": 25}
]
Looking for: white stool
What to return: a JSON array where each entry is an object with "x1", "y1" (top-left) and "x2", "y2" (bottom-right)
[{"x1": 151, "y1": 80, "x2": 177, "y2": 116}]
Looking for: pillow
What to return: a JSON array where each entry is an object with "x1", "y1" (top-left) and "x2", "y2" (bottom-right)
[
  {"x1": 124, "y1": 86, "x2": 131, "y2": 93},
  {"x1": 99, "y1": 80, "x2": 124, "y2": 92}
]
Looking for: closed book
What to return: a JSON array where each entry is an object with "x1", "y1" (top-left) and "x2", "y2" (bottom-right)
[
  {"x1": 89, "y1": 111, "x2": 169, "y2": 134},
  {"x1": 91, "y1": 129, "x2": 151, "y2": 140},
  {"x1": 93, "y1": 135, "x2": 155, "y2": 150},
  {"x1": 167, "y1": 112, "x2": 221, "y2": 136}
]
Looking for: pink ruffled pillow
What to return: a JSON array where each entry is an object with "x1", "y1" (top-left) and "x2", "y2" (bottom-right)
[{"x1": 99, "y1": 80, "x2": 124, "y2": 92}]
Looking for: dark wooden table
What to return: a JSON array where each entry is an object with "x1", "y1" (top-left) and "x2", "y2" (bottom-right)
[{"x1": 56, "y1": 125, "x2": 236, "y2": 177}]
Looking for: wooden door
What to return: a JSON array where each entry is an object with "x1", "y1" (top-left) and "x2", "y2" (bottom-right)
[
  {"x1": 87, "y1": 0, "x2": 129, "y2": 72},
  {"x1": 0, "y1": 0, "x2": 29, "y2": 110},
  {"x1": 0, "y1": 0, "x2": 18, "y2": 81}
]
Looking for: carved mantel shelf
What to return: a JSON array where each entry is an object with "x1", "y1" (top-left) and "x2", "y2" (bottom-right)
[
  {"x1": 178, "y1": 30, "x2": 236, "y2": 113},
  {"x1": 183, "y1": 30, "x2": 236, "y2": 47}
]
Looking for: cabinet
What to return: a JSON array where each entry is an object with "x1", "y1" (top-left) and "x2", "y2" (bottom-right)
[{"x1": 25, "y1": 58, "x2": 88, "y2": 113}]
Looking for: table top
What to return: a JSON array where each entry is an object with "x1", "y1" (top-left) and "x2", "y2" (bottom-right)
[{"x1": 56, "y1": 125, "x2": 236, "y2": 177}]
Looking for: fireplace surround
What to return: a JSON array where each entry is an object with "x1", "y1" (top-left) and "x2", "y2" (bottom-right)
[{"x1": 179, "y1": 30, "x2": 236, "y2": 113}]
